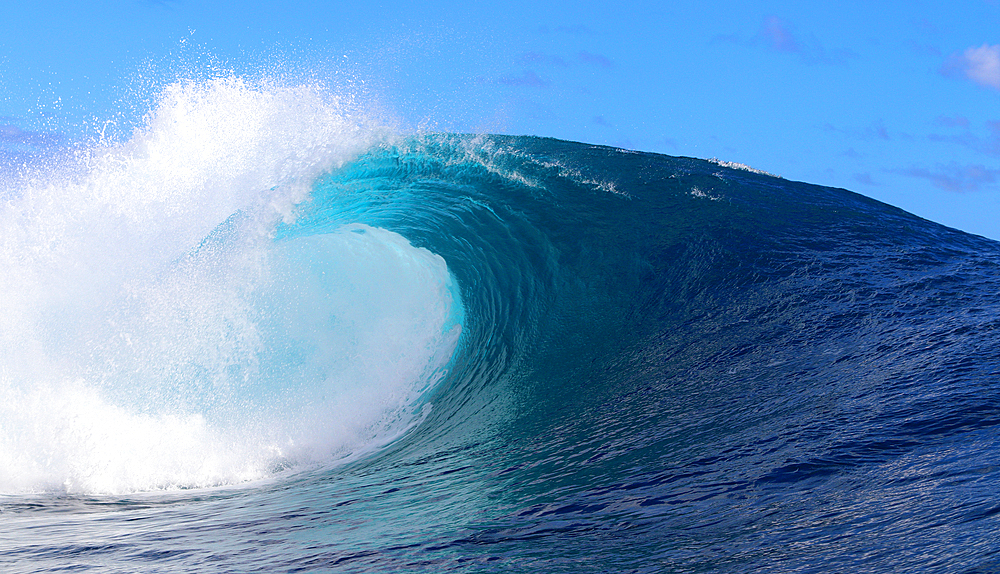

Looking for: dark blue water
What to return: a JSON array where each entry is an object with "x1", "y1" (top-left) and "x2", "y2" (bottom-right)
[{"x1": 3, "y1": 125, "x2": 1000, "y2": 572}]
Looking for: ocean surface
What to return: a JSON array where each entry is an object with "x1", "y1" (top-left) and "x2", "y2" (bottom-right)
[{"x1": 2, "y1": 78, "x2": 1000, "y2": 573}]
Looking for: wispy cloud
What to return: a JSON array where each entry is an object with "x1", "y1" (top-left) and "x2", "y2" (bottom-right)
[
  {"x1": 517, "y1": 52, "x2": 569, "y2": 67},
  {"x1": 911, "y1": 18, "x2": 941, "y2": 36},
  {"x1": 715, "y1": 16, "x2": 856, "y2": 65},
  {"x1": 941, "y1": 44, "x2": 1000, "y2": 90},
  {"x1": 842, "y1": 147, "x2": 864, "y2": 159},
  {"x1": 498, "y1": 70, "x2": 548, "y2": 88},
  {"x1": 907, "y1": 40, "x2": 943, "y2": 58},
  {"x1": 537, "y1": 24, "x2": 593, "y2": 36},
  {"x1": 823, "y1": 120, "x2": 893, "y2": 141},
  {"x1": 928, "y1": 119, "x2": 1000, "y2": 156},
  {"x1": 503, "y1": 49, "x2": 613, "y2": 91},
  {"x1": 144, "y1": 0, "x2": 181, "y2": 8},
  {"x1": 935, "y1": 115, "x2": 970, "y2": 128},
  {"x1": 761, "y1": 16, "x2": 800, "y2": 53},
  {"x1": 854, "y1": 173, "x2": 879, "y2": 186},
  {"x1": 896, "y1": 163, "x2": 1000, "y2": 192},
  {"x1": 577, "y1": 51, "x2": 613, "y2": 68},
  {"x1": 516, "y1": 50, "x2": 613, "y2": 69},
  {"x1": 870, "y1": 121, "x2": 890, "y2": 140}
]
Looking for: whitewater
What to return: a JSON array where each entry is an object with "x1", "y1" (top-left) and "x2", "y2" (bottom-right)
[{"x1": 2, "y1": 76, "x2": 1000, "y2": 572}]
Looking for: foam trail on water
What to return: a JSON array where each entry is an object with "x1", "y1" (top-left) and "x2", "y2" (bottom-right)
[{"x1": 0, "y1": 77, "x2": 462, "y2": 494}]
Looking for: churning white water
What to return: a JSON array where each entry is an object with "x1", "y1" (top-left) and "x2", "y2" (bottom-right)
[{"x1": 0, "y1": 77, "x2": 462, "y2": 494}]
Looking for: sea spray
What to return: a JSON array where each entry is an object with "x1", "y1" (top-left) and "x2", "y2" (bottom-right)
[{"x1": 0, "y1": 77, "x2": 462, "y2": 494}]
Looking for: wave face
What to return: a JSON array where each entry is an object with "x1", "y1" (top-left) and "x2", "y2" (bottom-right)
[{"x1": 3, "y1": 80, "x2": 1000, "y2": 572}]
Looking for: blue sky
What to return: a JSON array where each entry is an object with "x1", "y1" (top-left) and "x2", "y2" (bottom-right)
[{"x1": 2, "y1": 0, "x2": 999, "y2": 239}]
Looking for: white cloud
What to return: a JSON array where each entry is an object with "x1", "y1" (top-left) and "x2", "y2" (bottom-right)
[
  {"x1": 897, "y1": 162, "x2": 1000, "y2": 192},
  {"x1": 946, "y1": 44, "x2": 1000, "y2": 90}
]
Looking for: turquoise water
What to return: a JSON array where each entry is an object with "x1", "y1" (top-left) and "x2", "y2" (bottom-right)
[{"x1": 2, "y1": 80, "x2": 1000, "y2": 572}]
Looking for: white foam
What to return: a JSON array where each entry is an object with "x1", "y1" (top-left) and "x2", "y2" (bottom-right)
[
  {"x1": 707, "y1": 157, "x2": 781, "y2": 178},
  {"x1": 0, "y1": 77, "x2": 462, "y2": 494}
]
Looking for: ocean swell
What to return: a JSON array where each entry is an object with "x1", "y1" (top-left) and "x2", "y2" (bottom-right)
[{"x1": 3, "y1": 77, "x2": 1000, "y2": 573}]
